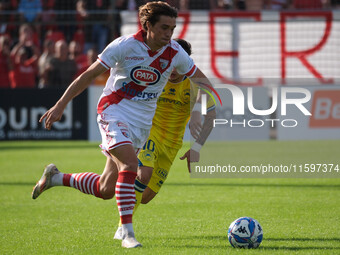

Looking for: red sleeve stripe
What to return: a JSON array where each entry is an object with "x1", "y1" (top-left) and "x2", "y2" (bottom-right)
[
  {"x1": 97, "y1": 58, "x2": 110, "y2": 70},
  {"x1": 185, "y1": 65, "x2": 197, "y2": 77}
]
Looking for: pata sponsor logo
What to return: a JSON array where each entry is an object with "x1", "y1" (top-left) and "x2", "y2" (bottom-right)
[
  {"x1": 131, "y1": 66, "x2": 161, "y2": 86},
  {"x1": 134, "y1": 70, "x2": 156, "y2": 82}
]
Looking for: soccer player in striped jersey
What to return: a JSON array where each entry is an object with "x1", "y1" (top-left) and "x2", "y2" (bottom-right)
[
  {"x1": 32, "y1": 1, "x2": 215, "y2": 249},
  {"x1": 113, "y1": 38, "x2": 216, "y2": 239}
]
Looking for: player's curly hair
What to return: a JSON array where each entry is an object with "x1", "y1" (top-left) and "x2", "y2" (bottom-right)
[
  {"x1": 174, "y1": 38, "x2": 192, "y2": 56},
  {"x1": 139, "y1": 1, "x2": 178, "y2": 31}
]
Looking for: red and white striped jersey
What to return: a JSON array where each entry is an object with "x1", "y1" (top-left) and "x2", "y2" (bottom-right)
[{"x1": 96, "y1": 30, "x2": 197, "y2": 128}]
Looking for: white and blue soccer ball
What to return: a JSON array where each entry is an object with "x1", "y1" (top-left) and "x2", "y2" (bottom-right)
[{"x1": 227, "y1": 217, "x2": 263, "y2": 249}]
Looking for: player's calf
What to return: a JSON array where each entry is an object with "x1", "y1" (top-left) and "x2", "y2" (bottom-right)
[{"x1": 99, "y1": 182, "x2": 115, "y2": 200}]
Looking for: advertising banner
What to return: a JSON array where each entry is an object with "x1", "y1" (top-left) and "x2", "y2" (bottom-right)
[
  {"x1": 277, "y1": 86, "x2": 340, "y2": 140},
  {"x1": 0, "y1": 89, "x2": 88, "y2": 140}
]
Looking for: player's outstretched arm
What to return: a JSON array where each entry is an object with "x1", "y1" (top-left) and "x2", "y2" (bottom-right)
[
  {"x1": 189, "y1": 67, "x2": 214, "y2": 92},
  {"x1": 181, "y1": 107, "x2": 216, "y2": 172},
  {"x1": 188, "y1": 67, "x2": 215, "y2": 137},
  {"x1": 39, "y1": 61, "x2": 107, "y2": 130},
  {"x1": 194, "y1": 107, "x2": 216, "y2": 150},
  {"x1": 189, "y1": 101, "x2": 202, "y2": 139}
]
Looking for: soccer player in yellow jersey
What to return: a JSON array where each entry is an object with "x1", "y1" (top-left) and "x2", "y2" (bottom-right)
[{"x1": 114, "y1": 38, "x2": 216, "y2": 239}]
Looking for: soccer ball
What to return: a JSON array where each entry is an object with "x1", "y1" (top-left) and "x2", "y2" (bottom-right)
[{"x1": 227, "y1": 217, "x2": 263, "y2": 249}]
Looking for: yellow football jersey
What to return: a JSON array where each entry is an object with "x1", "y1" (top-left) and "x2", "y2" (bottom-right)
[{"x1": 150, "y1": 77, "x2": 215, "y2": 149}]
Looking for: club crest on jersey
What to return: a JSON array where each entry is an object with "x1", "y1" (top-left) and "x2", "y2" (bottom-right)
[
  {"x1": 140, "y1": 150, "x2": 155, "y2": 162},
  {"x1": 131, "y1": 65, "x2": 161, "y2": 86},
  {"x1": 159, "y1": 58, "x2": 169, "y2": 70}
]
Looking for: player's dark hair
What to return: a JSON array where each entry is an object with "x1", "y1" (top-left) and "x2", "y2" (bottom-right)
[
  {"x1": 139, "y1": 1, "x2": 178, "y2": 31},
  {"x1": 174, "y1": 38, "x2": 192, "y2": 56}
]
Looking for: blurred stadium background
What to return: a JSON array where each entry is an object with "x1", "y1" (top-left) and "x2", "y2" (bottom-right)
[
  {"x1": 0, "y1": 0, "x2": 339, "y2": 142},
  {"x1": 1, "y1": 2, "x2": 340, "y2": 253}
]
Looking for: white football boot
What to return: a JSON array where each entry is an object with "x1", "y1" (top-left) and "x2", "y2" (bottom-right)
[
  {"x1": 113, "y1": 226, "x2": 123, "y2": 240},
  {"x1": 121, "y1": 233, "x2": 142, "y2": 248},
  {"x1": 32, "y1": 164, "x2": 60, "y2": 199},
  {"x1": 121, "y1": 224, "x2": 142, "y2": 248}
]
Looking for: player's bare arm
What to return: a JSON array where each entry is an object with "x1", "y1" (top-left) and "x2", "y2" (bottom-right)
[
  {"x1": 195, "y1": 107, "x2": 216, "y2": 147},
  {"x1": 188, "y1": 68, "x2": 215, "y2": 139},
  {"x1": 39, "y1": 61, "x2": 107, "y2": 130},
  {"x1": 189, "y1": 67, "x2": 213, "y2": 88},
  {"x1": 180, "y1": 108, "x2": 216, "y2": 172},
  {"x1": 189, "y1": 88, "x2": 204, "y2": 139}
]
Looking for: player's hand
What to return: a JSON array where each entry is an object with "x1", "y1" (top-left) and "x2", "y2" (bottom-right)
[
  {"x1": 39, "y1": 104, "x2": 65, "y2": 130},
  {"x1": 189, "y1": 111, "x2": 202, "y2": 139},
  {"x1": 180, "y1": 149, "x2": 200, "y2": 173}
]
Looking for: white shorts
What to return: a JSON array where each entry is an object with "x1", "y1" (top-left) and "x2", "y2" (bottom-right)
[{"x1": 97, "y1": 113, "x2": 150, "y2": 155}]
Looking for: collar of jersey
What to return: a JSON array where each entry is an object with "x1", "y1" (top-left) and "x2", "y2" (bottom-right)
[{"x1": 133, "y1": 29, "x2": 170, "y2": 57}]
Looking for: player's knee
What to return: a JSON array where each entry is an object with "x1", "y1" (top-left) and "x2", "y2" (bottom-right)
[{"x1": 120, "y1": 159, "x2": 139, "y2": 172}]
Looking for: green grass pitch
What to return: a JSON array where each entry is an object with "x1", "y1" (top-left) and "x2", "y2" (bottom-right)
[{"x1": 0, "y1": 140, "x2": 339, "y2": 254}]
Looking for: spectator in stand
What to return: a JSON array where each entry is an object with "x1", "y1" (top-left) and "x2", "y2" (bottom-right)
[
  {"x1": 9, "y1": 42, "x2": 40, "y2": 89},
  {"x1": 86, "y1": 47, "x2": 109, "y2": 85},
  {"x1": 0, "y1": 34, "x2": 12, "y2": 88},
  {"x1": 235, "y1": 0, "x2": 264, "y2": 10},
  {"x1": 331, "y1": 0, "x2": 340, "y2": 8},
  {"x1": 287, "y1": 0, "x2": 330, "y2": 9},
  {"x1": 0, "y1": 0, "x2": 19, "y2": 39},
  {"x1": 16, "y1": 24, "x2": 40, "y2": 54},
  {"x1": 76, "y1": 0, "x2": 112, "y2": 52},
  {"x1": 9, "y1": 24, "x2": 40, "y2": 88},
  {"x1": 68, "y1": 47, "x2": 109, "y2": 86},
  {"x1": 38, "y1": 39, "x2": 54, "y2": 88},
  {"x1": 54, "y1": 0, "x2": 77, "y2": 42},
  {"x1": 45, "y1": 28, "x2": 66, "y2": 43},
  {"x1": 232, "y1": 0, "x2": 247, "y2": 10},
  {"x1": 0, "y1": 1, "x2": 10, "y2": 36},
  {"x1": 165, "y1": 0, "x2": 181, "y2": 9},
  {"x1": 18, "y1": 0, "x2": 42, "y2": 42},
  {"x1": 134, "y1": 0, "x2": 151, "y2": 9},
  {"x1": 18, "y1": 0, "x2": 42, "y2": 23},
  {"x1": 69, "y1": 40, "x2": 87, "y2": 76},
  {"x1": 133, "y1": 0, "x2": 181, "y2": 10},
  {"x1": 45, "y1": 40, "x2": 77, "y2": 88},
  {"x1": 263, "y1": 0, "x2": 289, "y2": 10},
  {"x1": 41, "y1": 0, "x2": 58, "y2": 39},
  {"x1": 180, "y1": 0, "x2": 217, "y2": 10},
  {"x1": 214, "y1": 0, "x2": 233, "y2": 10},
  {"x1": 74, "y1": 0, "x2": 87, "y2": 47},
  {"x1": 114, "y1": 0, "x2": 135, "y2": 38}
]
